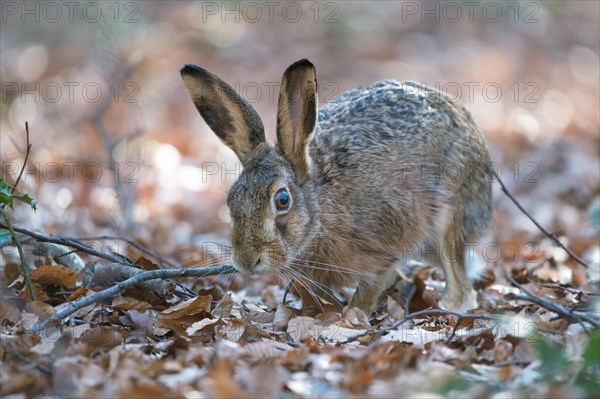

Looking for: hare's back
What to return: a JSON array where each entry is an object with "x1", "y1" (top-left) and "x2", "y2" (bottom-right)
[
  {"x1": 309, "y1": 80, "x2": 492, "y2": 245},
  {"x1": 312, "y1": 80, "x2": 489, "y2": 174}
]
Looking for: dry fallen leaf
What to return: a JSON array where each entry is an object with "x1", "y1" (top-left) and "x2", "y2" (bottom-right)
[{"x1": 30, "y1": 265, "x2": 77, "y2": 289}]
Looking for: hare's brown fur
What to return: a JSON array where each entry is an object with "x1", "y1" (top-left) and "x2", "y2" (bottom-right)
[{"x1": 181, "y1": 60, "x2": 492, "y2": 314}]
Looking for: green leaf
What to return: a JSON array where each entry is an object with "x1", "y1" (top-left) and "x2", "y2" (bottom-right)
[
  {"x1": 12, "y1": 193, "x2": 37, "y2": 211},
  {"x1": 583, "y1": 332, "x2": 600, "y2": 367},
  {"x1": 0, "y1": 178, "x2": 12, "y2": 191},
  {"x1": 0, "y1": 191, "x2": 14, "y2": 209},
  {"x1": 0, "y1": 231, "x2": 12, "y2": 246},
  {"x1": 0, "y1": 179, "x2": 15, "y2": 208},
  {"x1": 0, "y1": 178, "x2": 37, "y2": 211},
  {"x1": 537, "y1": 337, "x2": 568, "y2": 375}
]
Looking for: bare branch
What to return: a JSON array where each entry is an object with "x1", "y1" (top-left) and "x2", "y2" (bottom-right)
[
  {"x1": 29, "y1": 264, "x2": 236, "y2": 334},
  {"x1": 505, "y1": 274, "x2": 599, "y2": 330},
  {"x1": 335, "y1": 308, "x2": 495, "y2": 346},
  {"x1": 10, "y1": 122, "x2": 31, "y2": 194},
  {"x1": 1, "y1": 121, "x2": 31, "y2": 210},
  {"x1": 0, "y1": 223, "x2": 134, "y2": 266},
  {"x1": 90, "y1": 59, "x2": 141, "y2": 233},
  {"x1": 494, "y1": 171, "x2": 589, "y2": 268},
  {"x1": 63, "y1": 234, "x2": 177, "y2": 268}
]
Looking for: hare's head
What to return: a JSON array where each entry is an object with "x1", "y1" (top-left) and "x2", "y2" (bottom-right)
[{"x1": 181, "y1": 59, "x2": 319, "y2": 275}]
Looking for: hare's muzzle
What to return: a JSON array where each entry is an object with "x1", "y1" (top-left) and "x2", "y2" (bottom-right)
[{"x1": 231, "y1": 249, "x2": 265, "y2": 275}]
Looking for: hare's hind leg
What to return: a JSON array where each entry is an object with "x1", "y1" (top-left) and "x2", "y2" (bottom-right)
[
  {"x1": 424, "y1": 208, "x2": 477, "y2": 312},
  {"x1": 437, "y1": 215, "x2": 478, "y2": 312}
]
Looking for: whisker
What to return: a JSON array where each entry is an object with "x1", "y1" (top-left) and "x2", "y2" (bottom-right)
[{"x1": 284, "y1": 265, "x2": 345, "y2": 309}]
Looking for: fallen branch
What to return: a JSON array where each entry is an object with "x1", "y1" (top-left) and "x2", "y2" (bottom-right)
[
  {"x1": 3, "y1": 225, "x2": 199, "y2": 300},
  {"x1": 505, "y1": 275, "x2": 599, "y2": 331},
  {"x1": 494, "y1": 171, "x2": 589, "y2": 268},
  {"x1": 35, "y1": 242, "x2": 85, "y2": 271},
  {"x1": 335, "y1": 309, "x2": 495, "y2": 346},
  {"x1": 64, "y1": 234, "x2": 177, "y2": 268},
  {"x1": 30, "y1": 264, "x2": 237, "y2": 334},
  {"x1": 0, "y1": 223, "x2": 135, "y2": 266},
  {"x1": 92, "y1": 263, "x2": 176, "y2": 304}
]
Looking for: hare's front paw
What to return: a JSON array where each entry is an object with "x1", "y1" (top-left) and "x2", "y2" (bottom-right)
[
  {"x1": 439, "y1": 288, "x2": 478, "y2": 313},
  {"x1": 348, "y1": 282, "x2": 382, "y2": 316}
]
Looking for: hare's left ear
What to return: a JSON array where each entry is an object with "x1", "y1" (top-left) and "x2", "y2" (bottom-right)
[
  {"x1": 181, "y1": 64, "x2": 265, "y2": 166},
  {"x1": 276, "y1": 59, "x2": 318, "y2": 182}
]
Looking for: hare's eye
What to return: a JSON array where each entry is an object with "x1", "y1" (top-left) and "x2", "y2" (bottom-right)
[{"x1": 274, "y1": 188, "x2": 291, "y2": 211}]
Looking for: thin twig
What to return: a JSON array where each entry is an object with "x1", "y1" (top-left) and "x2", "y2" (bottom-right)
[
  {"x1": 335, "y1": 309, "x2": 495, "y2": 346},
  {"x1": 483, "y1": 360, "x2": 531, "y2": 368},
  {"x1": 446, "y1": 315, "x2": 466, "y2": 344},
  {"x1": 91, "y1": 59, "x2": 140, "y2": 233},
  {"x1": 29, "y1": 265, "x2": 236, "y2": 334},
  {"x1": 2, "y1": 226, "x2": 198, "y2": 301},
  {"x1": 0, "y1": 223, "x2": 134, "y2": 266},
  {"x1": 494, "y1": 171, "x2": 589, "y2": 268},
  {"x1": 64, "y1": 234, "x2": 177, "y2": 268},
  {"x1": 3, "y1": 122, "x2": 32, "y2": 202},
  {"x1": 541, "y1": 283, "x2": 598, "y2": 297},
  {"x1": 505, "y1": 275, "x2": 599, "y2": 330}
]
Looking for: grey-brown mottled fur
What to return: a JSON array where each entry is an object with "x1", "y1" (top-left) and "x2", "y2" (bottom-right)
[{"x1": 181, "y1": 60, "x2": 493, "y2": 314}]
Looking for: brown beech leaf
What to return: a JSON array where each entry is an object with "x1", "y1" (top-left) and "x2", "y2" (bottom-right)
[
  {"x1": 78, "y1": 326, "x2": 126, "y2": 351},
  {"x1": 111, "y1": 295, "x2": 153, "y2": 312},
  {"x1": 68, "y1": 287, "x2": 89, "y2": 301},
  {"x1": 287, "y1": 316, "x2": 319, "y2": 342},
  {"x1": 0, "y1": 372, "x2": 39, "y2": 396},
  {"x1": 25, "y1": 300, "x2": 56, "y2": 320},
  {"x1": 273, "y1": 303, "x2": 294, "y2": 331},
  {"x1": 160, "y1": 295, "x2": 212, "y2": 319},
  {"x1": 157, "y1": 295, "x2": 213, "y2": 335},
  {"x1": 203, "y1": 360, "x2": 248, "y2": 399},
  {"x1": 217, "y1": 319, "x2": 246, "y2": 342},
  {"x1": 213, "y1": 293, "x2": 233, "y2": 318},
  {"x1": 187, "y1": 318, "x2": 222, "y2": 335},
  {"x1": 30, "y1": 265, "x2": 76, "y2": 289},
  {"x1": 3, "y1": 263, "x2": 21, "y2": 286},
  {"x1": 135, "y1": 256, "x2": 161, "y2": 271},
  {"x1": 0, "y1": 296, "x2": 21, "y2": 323}
]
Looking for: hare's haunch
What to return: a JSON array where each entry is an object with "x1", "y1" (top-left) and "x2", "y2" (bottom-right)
[{"x1": 181, "y1": 59, "x2": 493, "y2": 314}]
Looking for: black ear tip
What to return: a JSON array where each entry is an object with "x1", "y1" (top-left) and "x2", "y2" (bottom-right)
[
  {"x1": 288, "y1": 58, "x2": 315, "y2": 71},
  {"x1": 181, "y1": 64, "x2": 208, "y2": 77}
]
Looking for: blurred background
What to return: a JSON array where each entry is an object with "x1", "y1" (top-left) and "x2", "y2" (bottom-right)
[{"x1": 1, "y1": 1, "x2": 598, "y2": 267}]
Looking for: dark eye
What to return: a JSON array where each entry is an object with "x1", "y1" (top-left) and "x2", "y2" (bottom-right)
[{"x1": 274, "y1": 188, "x2": 291, "y2": 211}]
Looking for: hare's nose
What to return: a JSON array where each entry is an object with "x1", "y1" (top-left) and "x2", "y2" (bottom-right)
[
  {"x1": 251, "y1": 256, "x2": 264, "y2": 274},
  {"x1": 231, "y1": 251, "x2": 258, "y2": 275}
]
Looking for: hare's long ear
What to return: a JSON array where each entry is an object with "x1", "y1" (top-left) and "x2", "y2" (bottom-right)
[
  {"x1": 276, "y1": 59, "x2": 318, "y2": 182},
  {"x1": 181, "y1": 64, "x2": 265, "y2": 165}
]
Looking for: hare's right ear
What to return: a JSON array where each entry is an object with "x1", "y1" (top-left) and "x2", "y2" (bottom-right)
[
  {"x1": 181, "y1": 64, "x2": 265, "y2": 165},
  {"x1": 276, "y1": 59, "x2": 318, "y2": 182}
]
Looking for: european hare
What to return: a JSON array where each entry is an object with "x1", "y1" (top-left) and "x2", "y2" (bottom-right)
[{"x1": 181, "y1": 59, "x2": 492, "y2": 314}]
